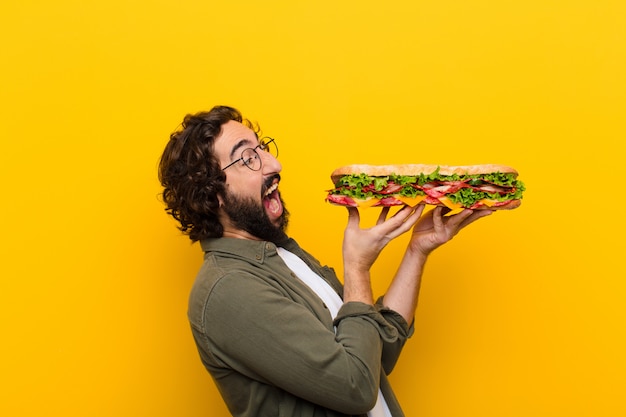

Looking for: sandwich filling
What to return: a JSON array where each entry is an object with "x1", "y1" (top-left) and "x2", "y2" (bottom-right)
[{"x1": 326, "y1": 168, "x2": 525, "y2": 209}]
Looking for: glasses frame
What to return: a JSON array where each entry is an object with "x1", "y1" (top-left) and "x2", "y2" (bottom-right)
[{"x1": 221, "y1": 137, "x2": 278, "y2": 171}]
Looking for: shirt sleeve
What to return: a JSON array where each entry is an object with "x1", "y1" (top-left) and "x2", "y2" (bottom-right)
[
  {"x1": 290, "y1": 240, "x2": 414, "y2": 377},
  {"x1": 375, "y1": 296, "x2": 415, "y2": 374},
  {"x1": 197, "y1": 270, "x2": 387, "y2": 415}
]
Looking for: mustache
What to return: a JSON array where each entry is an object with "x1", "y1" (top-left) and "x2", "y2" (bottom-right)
[{"x1": 262, "y1": 174, "x2": 281, "y2": 194}]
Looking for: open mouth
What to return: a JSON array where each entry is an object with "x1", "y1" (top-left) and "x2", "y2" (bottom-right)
[
  {"x1": 262, "y1": 181, "x2": 283, "y2": 217},
  {"x1": 263, "y1": 182, "x2": 278, "y2": 199}
]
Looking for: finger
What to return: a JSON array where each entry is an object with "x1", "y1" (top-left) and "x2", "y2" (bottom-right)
[
  {"x1": 370, "y1": 206, "x2": 418, "y2": 239},
  {"x1": 444, "y1": 209, "x2": 492, "y2": 234},
  {"x1": 412, "y1": 203, "x2": 426, "y2": 219},
  {"x1": 390, "y1": 205, "x2": 414, "y2": 221},
  {"x1": 402, "y1": 204, "x2": 424, "y2": 226},
  {"x1": 432, "y1": 206, "x2": 445, "y2": 233},
  {"x1": 443, "y1": 209, "x2": 475, "y2": 229},
  {"x1": 385, "y1": 206, "x2": 422, "y2": 238},
  {"x1": 440, "y1": 206, "x2": 452, "y2": 217},
  {"x1": 376, "y1": 206, "x2": 391, "y2": 225},
  {"x1": 377, "y1": 205, "x2": 410, "y2": 226},
  {"x1": 391, "y1": 205, "x2": 425, "y2": 232},
  {"x1": 346, "y1": 207, "x2": 361, "y2": 228},
  {"x1": 458, "y1": 209, "x2": 493, "y2": 229}
]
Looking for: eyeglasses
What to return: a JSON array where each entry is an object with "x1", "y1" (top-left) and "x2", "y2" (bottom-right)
[{"x1": 221, "y1": 137, "x2": 279, "y2": 171}]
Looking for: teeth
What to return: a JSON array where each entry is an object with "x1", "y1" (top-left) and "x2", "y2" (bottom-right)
[{"x1": 264, "y1": 183, "x2": 278, "y2": 198}]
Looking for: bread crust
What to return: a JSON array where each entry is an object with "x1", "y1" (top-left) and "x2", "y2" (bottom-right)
[
  {"x1": 331, "y1": 164, "x2": 518, "y2": 184},
  {"x1": 461, "y1": 199, "x2": 521, "y2": 210},
  {"x1": 328, "y1": 197, "x2": 522, "y2": 210}
]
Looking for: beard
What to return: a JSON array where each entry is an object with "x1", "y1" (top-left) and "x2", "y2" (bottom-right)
[{"x1": 222, "y1": 189, "x2": 289, "y2": 244}]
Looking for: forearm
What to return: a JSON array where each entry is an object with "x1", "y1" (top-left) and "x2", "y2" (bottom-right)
[
  {"x1": 376, "y1": 298, "x2": 414, "y2": 373},
  {"x1": 343, "y1": 267, "x2": 374, "y2": 305},
  {"x1": 382, "y1": 246, "x2": 429, "y2": 324},
  {"x1": 341, "y1": 205, "x2": 421, "y2": 307}
]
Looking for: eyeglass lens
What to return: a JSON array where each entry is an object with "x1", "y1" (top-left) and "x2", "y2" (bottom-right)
[
  {"x1": 239, "y1": 139, "x2": 278, "y2": 170},
  {"x1": 260, "y1": 138, "x2": 278, "y2": 158}
]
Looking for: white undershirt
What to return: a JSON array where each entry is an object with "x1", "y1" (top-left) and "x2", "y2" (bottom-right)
[{"x1": 277, "y1": 247, "x2": 392, "y2": 417}]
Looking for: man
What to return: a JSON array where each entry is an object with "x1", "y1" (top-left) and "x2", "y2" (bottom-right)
[{"x1": 158, "y1": 105, "x2": 492, "y2": 417}]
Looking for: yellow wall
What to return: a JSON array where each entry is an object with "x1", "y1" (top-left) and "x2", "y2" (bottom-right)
[{"x1": 2, "y1": 1, "x2": 625, "y2": 416}]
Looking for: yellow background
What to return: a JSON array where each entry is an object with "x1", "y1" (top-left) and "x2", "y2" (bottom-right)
[{"x1": 2, "y1": 1, "x2": 625, "y2": 416}]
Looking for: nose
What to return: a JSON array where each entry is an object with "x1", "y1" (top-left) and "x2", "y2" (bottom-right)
[{"x1": 260, "y1": 149, "x2": 281, "y2": 174}]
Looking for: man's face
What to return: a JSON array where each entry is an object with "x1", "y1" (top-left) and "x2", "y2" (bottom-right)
[
  {"x1": 221, "y1": 188, "x2": 289, "y2": 243},
  {"x1": 214, "y1": 120, "x2": 288, "y2": 241}
]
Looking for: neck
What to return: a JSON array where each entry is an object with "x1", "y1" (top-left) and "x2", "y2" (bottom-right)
[
  {"x1": 218, "y1": 211, "x2": 260, "y2": 241},
  {"x1": 222, "y1": 228, "x2": 262, "y2": 241}
]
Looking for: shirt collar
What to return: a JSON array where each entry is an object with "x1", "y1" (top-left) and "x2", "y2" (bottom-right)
[{"x1": 200, "y1": 237, "x2": 290, "y2": 264}]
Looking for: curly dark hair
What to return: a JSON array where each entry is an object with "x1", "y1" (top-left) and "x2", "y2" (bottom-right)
[{"x1": 158, "y1": 105, "x2": 260, "y2": 241}]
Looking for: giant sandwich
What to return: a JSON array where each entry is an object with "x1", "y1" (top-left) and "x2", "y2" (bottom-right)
[{"x1": 326, "y1": 164, "x2": 525, "y2": 210}]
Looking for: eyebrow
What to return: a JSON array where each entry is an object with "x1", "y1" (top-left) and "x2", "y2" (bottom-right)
[{"x1": 229, "y1": 138, "x2": 255, "y2": 161}]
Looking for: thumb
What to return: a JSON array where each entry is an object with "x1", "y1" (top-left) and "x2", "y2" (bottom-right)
[{"x1": 346, "y1": 207, "x2": 361, "y2": 228}]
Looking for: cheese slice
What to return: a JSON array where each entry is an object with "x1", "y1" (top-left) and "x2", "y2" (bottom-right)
[
  {"x1": 355, "y1": 198, "x2": 381, "y2": 208},
  {"x1": 397, "y1": 195, "x2": 427, "y2": 206},
  {"x1": 437, "y1": 196, "x2": 465, "y2": 216},
  {"x1": 476, "y1": 199, "x2": 497, "y2": 207},
  {"x1": 438, "y1": 196, "x2": 463, "y2": 210}
]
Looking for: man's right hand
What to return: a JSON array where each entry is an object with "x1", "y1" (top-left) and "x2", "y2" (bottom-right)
[{"x1": 341, "y1": 205, "x2": 424, "y2": 303}]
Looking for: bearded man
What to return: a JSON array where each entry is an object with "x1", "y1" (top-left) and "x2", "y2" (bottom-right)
[{"x1": 158, "y1": 105, "x2": 492, "y2": 417}]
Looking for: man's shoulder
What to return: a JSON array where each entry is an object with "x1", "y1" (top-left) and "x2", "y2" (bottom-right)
[
  {"x1": 187, "y1": 255, "x2": 259, "y2": 326},
  {"x1": 190, "y1": 251, "x2": 252, "y2": 296},
  {"x1": 189, "y1": 239, "x2": 282, "y2": 302}
]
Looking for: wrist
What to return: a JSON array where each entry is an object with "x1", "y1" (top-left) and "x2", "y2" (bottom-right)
[
  {"x1": 406, "y1": 243, "x2": 431, "y2": 262},
  {"x1": 343, "y1": 269, "x2": 374, "y2": 305}
]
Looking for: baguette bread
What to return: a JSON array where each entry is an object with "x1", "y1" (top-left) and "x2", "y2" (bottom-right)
[
  {"x1": 331, "y1": 164, "x2": 518, "y2": 184},
  {"x1": 327, "y1": 163, "x2": 524, "y2": 211},
  {"x1": 467, "y1": 199, "x2": 521, "y2": 210}
]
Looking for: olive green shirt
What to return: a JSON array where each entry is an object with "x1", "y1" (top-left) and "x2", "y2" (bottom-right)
[{"x1": 188, "y1": 237, "x2": 414, "y2": 417}]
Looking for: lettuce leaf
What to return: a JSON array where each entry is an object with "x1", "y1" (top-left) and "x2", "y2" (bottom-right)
[
  {"x1": 338, "y1": 173, "x2": 392, "y2": 191},
  {"x1": 336, "y1": 171, "x2": 521, "y2": 187},
  {"x1": 332, "y1": 171, "x2": 525, "y2": 205}
]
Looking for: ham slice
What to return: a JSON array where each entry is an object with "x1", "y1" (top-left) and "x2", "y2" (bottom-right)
[
  {"x1": 422, "y1": 181, "x2": 469, "y2": 198},
  {"x1": 325, "y1": 194, "x2": 357, "y2": 207}
]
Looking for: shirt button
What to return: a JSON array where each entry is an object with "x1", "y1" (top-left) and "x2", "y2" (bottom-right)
[{"x1": 256, "y1": 255, "x2": 262, "y2": 260}]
